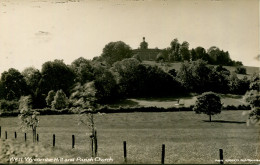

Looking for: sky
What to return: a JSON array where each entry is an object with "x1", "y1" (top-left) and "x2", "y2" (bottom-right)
[{"x1": 0, "y1": 0, "x2": 259, "y2": 74}]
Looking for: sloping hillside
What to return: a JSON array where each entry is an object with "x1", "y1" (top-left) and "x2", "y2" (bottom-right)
[{"x1": 143, "y1": 61, "x2": 259, "y2": 78}]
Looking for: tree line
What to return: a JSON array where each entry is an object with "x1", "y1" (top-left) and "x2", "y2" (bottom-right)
[
  {"x1": 156, "y1": 38, "x2": 243, "y2": 66},
  {"x1": 0, "y1": 40, "x2": 257, "y2": 112}
]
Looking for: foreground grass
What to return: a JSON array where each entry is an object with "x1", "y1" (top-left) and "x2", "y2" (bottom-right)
[{"x1": 0, "y1": 111, "x2": 259, "y2": 164}]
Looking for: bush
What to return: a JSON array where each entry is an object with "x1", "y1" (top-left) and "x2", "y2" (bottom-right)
[
  {"x1": 222, "y1": 104, "x2": 251, "y2": 110},
  {"x1": 51, "y1": 90, "x2": 69, "y2": 110},
  {"x1": 45, "y1": 90, "x2": 55, "y2": 107},
  {"x1": 0, "y1": 100, "x2": 19, "y2": 112},
  {"x1": 235, "y1": 66, "x2": 247, "y2": 74}
]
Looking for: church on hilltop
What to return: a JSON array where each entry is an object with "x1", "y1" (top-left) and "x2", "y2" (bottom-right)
[{"x1": 132, "y1": 37, "x2": 162, "y2": 61}]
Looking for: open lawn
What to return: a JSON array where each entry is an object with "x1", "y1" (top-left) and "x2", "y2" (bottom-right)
[
  {"x1": 110, "y1": 94, "x2": 248, "y2": 108},
  {"x1": 0, "y1": 111, "x2": 259, "y2": 164}
]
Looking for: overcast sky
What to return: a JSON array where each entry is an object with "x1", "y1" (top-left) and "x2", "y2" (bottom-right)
[{"x1": 0, "y1": 0, "x2": 259, "y2": 74}]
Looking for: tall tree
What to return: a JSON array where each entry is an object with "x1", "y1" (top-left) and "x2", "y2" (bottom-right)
[
  {"x1": 70, "y1": 82, "x2": 99, "y2": 156},
  {"x1": 0, "y1": 68, "x2": 28, "y2": 100},
  {"x1": 208, "y1": 65, "x2": 230, "y2": 93},
  {"x1": 169, "y1": 38, "x2": 181, "y2": 61},
  {"x1": 101, "y1": 41, "x2": 133, "y2": 66},
  {"x1": 177, "y1": 60, "x2": 212, "y2": 93},
  {"x1": 93, "y1": 64, "x2": 118, "y2": 103},
  {"x1": 38, "y1": 60, "x2": 76, "y2": 99},
  {"x1": 22, "y1": 67, "x2": 42, "y2": 96},
  {"x1": 194, "y1": 46, "x2": 210, "y2": 62},
  {"x1": 179, "y1": 41, "x2": 190, "y2": 61},
  {"x1": 71, "y1": 57, "x2": 94, "y2": 84}
]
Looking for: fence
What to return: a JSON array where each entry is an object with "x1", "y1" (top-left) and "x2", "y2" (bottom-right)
[{"x1": 0, "y1": 126, "x2": 225, "y2": 164}]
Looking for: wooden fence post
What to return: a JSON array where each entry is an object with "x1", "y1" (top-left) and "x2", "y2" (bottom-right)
[
  {"x1": 123, "y1": 141, "x2": 127, "y2": 163},
  {"x1": 14, "y1": 132, "x2": 17, "y2": 139},
  {"x1": 94, "y1": 130, "x2": 97, "y2": 156},
  {"x1": 219, "y1": 149, "x2": 224, "y2": 164},
  {"x1": 72, "y1": 135, "x2": 75, "y2": 148},
  {"x1": 5, "y1": 131, "x2": 7, "y2": 139},
  {"x1": 53, "y1": 134, "x2": 55, "y2": 147},
  {"x1": 161, "y1": 144, "x2": 165, "y2": 164}
]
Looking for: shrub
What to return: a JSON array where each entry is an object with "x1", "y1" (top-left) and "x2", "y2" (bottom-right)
[
  {"x1": 45, "y1": 90, "x2": 55, "y2": 107},
  {"x1": 0, "y1": 100, "x2": 19, "y2": 112},
  {"x1": 235, "y1": 66, "x2": 247, "y2": 74},
  {"x1": 51, "y1": 89, "x2": 69, "y2": 110}
]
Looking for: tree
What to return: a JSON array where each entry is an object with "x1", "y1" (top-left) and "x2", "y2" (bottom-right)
[
  {"x1": 45, "y1": 90, "x2": 55, "y2": 107},
  {"x1": 190, "y1": 48, "x2": 197, "y2": 61},
  {"x1": 177, "y1": 60, "x2": 212, "y2": 93},
  {"x1": 207, "y1": 47, "x2": 233, "y2": 65},
  {"x1": 112, "y1": 58, "x2": 184, "y2": 97},
  {"x1": 229, "y1": 73, "x2": 249, "y2": 95},
  {"x1": 22, "y1": 67, "x2": 42, "y2": 108},
  {"x1": 0, "y1": 68, "x2": 28, "y2": 100},
  {"x1": 207, "y1": 46, "x2": 220, "y2": 63},
  {"x1": 69, "y1": 82, "x2": 99, "y2": 156},
  {"x1": 101, "y1": 41, "x2": 133, "y2": 66},
  {"x1": 18, "y1": 95, "x2": 39, "y2": 143},
  {"x1": 38, "y1": 60, "x2": 76, "y2": 100},
  {"x1": 71, "y1": 57, "x2": 94, "y2": 84},
  {"x1": 249, "y1": 72, "x2": 260, "y2": 91},
  {"x1": 51, "y1": 89, "x2": 69, "y2": 110},
  {"x1": 193, "y1": 92, "x2": 222, "y2": 122},
  {"x1": 93, "y1": 64, "x2": 118, "y2": 103},
  {"x1": 22, "y1": 67, "x2": 42, "y2": 94},
  {"x1": 112, "y1": 58, "x2": 142, "y2": 96},
  {"x1": 169, "y1": 38, "x2": 181, "y2": 61},
  {"x1": 179, "y1": 41, "x2": 190, "y2": 61},
  {"x1": 208, "y1": 65, "x2": 230, "y2": 94},
  {"x1": 243, "y1": 73, "x2": 260, "y2": 124},
  {"x1": 244, "y1": 90, "x2": 260, "y2": 124},
  {"x1": 193, "y1": 46, "x2": 210, "y2": 62}
]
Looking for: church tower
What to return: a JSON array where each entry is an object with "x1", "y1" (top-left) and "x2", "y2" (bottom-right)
[{"x1": 140, "y1": 37, "x2": 148, "y2": 49}]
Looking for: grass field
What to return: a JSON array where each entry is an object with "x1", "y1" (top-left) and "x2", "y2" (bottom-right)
[
  {"x1": 109, "y1": 94, "x2": 248, "y2": 108},
  {"x1": 0, "y1": 111, "x2": 259, "y2": 164}
]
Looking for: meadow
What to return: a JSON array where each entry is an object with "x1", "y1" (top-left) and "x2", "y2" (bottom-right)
[
  {"x1": 110, "y1": 94, "x2": 248, "y2": 108},
  {"x1": 0, "y1": 111, "x2": 259, "y2": 164}
]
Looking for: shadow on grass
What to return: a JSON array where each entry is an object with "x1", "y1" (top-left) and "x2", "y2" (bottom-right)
[{"x1": 203, "y1": 120, "x2": 246, "y2": 124}]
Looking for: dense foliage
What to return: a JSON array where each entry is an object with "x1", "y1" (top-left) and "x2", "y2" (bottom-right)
[
  {"x1": 0, "y1": 68, "x2": 28, "y2": 100},
  {"x1": 100, "y1": 41, "x2": 133, "y2": 66},
  {"x1": 18, "y1": 95, "x2": 39, "y2": 142},
  {"x1": 0, "y1": 40, "x2": 256, "y2": 112},
  {"x1": 244, "y1": 73, "x2": 260, "y2": 123},
  {"x1": 160, "y1": 38, "x2": 243, "y2": 66},
  {"x1": 51, "y1": 90, "x2": 69, "y2": 110},
  {"x1": 193, "y1": 92, "x2": 222, "y2": 122}
]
